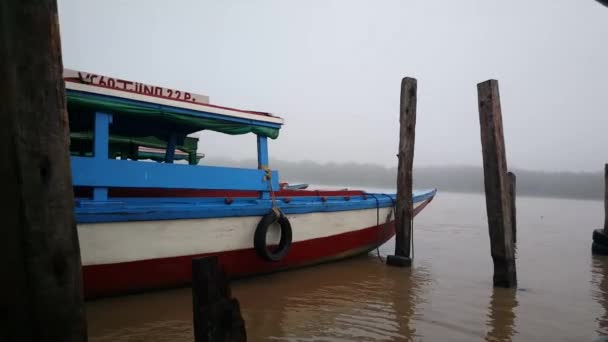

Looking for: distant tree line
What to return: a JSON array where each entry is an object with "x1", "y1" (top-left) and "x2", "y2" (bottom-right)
[{"x1": 205, "y1": 158, "x2": 603, "y2": 200}]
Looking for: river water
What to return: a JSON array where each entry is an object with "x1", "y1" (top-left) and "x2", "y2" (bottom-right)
[{"x1": 86, "y1": 192, "x2": 608, "y2": 341}]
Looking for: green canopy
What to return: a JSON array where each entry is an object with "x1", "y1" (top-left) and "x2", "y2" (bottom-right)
[{"x1": 66, "y1": 91, "x2": 280, "y2": 139}]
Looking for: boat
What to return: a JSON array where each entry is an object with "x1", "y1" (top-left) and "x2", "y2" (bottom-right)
[
  {"x1": 64, "y1": 69, "x2": 437, "y2": 298},
  {"x1": 280, "y1": 182, "x2": 309, "y2": 190}
]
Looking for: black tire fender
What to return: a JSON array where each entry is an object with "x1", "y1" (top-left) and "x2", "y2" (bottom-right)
[{"x1": 254, "y1": 210, "x2": 292, "y2": 261}]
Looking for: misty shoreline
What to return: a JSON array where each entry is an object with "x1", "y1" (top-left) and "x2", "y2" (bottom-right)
[{"x1": 204, "y1": 158, "x2": 603, "y2": 201}]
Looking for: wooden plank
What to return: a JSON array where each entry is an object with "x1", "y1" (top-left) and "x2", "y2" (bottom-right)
[
  {"x1": 387, "y1": 77, "x2": 417, "y2": 267},
  {"x1": 477, "y1": 79, "x2": 517, "y2": 288},
  {"x1": 507, "y1": 172, "x2": 517, "y2": 244},
  {"x1": 0, "y1": 0, "x2": 87, "y2": 341},
  {"x1": 71, "y1": 157, "x2": 280, "y2": 191},
  {"x1": 192, "y1": 257, "x2": 246, "y2": 342}
]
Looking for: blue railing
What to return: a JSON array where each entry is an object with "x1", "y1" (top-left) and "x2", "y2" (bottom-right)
[{"x1": 72, "y1": 111, "x2": 277, "y2": 201}]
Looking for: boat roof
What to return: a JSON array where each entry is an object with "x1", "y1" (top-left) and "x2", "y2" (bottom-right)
[{"x1": 63, "y1": 69, "x2": 283, "y2": 139}]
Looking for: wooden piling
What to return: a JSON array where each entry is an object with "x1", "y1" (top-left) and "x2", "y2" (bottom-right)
[
  {"x1": 507, "y1": 172, "x2": 517, "y2": 244},
  {"x1": 593, "y1": 164, "x2": 608, "y2": 254},
  {"x1": 604, "y1": 164, "x2": 607, "y2": 232},
  {"x1": 0, "y1": 1, "x2": 87, "y2": 341},
  {"x1": 387, "y1": 77, "x2": 417, "y2": 268},
  {"x1": 192, "y1": 257, "x2": 246, "y2": 342},
  {"x1": 477, "y1": 79, "x2": 517, "y2": 288}
]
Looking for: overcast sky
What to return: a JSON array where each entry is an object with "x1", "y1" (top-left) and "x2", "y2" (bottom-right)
[{"x1": 58, "y1": 0, "x2": 607, "y2": 172}]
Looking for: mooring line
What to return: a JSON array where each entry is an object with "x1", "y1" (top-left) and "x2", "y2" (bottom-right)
[
  {"x1": 367, "y1": 193, "x2": 398, "y2": 263},
  {"x1": 367, "y1": 193, "x2": 383, "y2": 263}
]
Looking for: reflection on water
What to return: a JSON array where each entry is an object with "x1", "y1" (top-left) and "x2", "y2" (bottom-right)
[
  {"x1": 485, "y1": 288, "x2": 517, "y2": 342},
  {"x1": 87, "y1": 192, "x2": 608, "y2": 341},
  {"x1": 240, "y1": 258, "x2": 430, "y2": 341},
  {"x1": 592, "y1": 255, "x2": 608, "y2": 336}
]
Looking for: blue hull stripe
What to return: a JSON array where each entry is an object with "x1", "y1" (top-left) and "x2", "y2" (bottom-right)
[{"x1": 74, "y1": 189, "x2": 437, "y2": 223}]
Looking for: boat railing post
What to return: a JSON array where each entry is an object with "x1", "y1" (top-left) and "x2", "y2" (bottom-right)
[
  {"x1": 257, "y1": 135, "x2": 271, "y2": 199},
  {"x1": 387, "y1": 77, "x2": 417, "y2": 268},
  {"x1": 164, "y1": 132, "x2": 177, "y2": 164},
  {"x1": 93, "y1": 111, "x2": 112, "y2": 201},
  {"x1": 477, "y1": 79, "x2": 517, "y2": 288}
]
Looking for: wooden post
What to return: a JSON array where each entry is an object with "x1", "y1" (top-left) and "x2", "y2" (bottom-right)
[
  {"x1": 477, "y1": 79, "x2": 517, "y2": 288},
  {"x1": 507, "y1": 172, "x2": 517, "y2": 244},
  {"x1": 192, "y1": 257, "x2": 246, "y2": 342},
  {"x1": 0, "y1": 1, "x2": 87, "y2": 341},
  {"x1": 593, "y1": 164, "x2": 608, "y2": 254},
  {"x1": 595, "y1": 0, "x2": 608, "y2": 8},
  {"x1": 387, "y1": 77, "x2": 417, "y2": 267},
  {"x1": 604, "y1": 164, "x2": 607, "y2": 232}
]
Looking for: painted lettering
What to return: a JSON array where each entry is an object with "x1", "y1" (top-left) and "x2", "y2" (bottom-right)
[
  {"x1": 116, "y1": 79, "x2": 129, "y2": 90},
  {"x1": 71, "y1": 71, "x2": 203, "y2": 103}
]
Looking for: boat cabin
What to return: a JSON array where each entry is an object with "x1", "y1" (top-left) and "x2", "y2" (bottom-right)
[{"x1": 65, "y1": 69, "x2": 283, "y2": 202}]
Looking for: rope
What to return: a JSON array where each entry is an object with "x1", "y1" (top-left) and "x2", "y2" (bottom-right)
[
  {"x1": 263, "y1": 167, "x2": 281, "y2": 218},
  {"x1": 367, "y1": 193, "x2": 397, "y2": 263},
  {"x1": 368, "y1": 194, "x2": 383, "y2": 262},
  {"x1": 376, "y1": 193, "x2": 414, "y2": 261}
]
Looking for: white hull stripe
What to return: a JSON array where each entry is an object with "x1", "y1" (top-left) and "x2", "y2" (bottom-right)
[{"x1": 78, "y1": 206, "x2": 396, "y2": 266}]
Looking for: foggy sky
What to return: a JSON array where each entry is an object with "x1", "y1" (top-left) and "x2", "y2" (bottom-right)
[{"x1": 57, "y1": 0, "x2": 608, "y2": 172}]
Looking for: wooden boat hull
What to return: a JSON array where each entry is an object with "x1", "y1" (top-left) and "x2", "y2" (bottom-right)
[{"x1": 79, "y1": 196, "x2": 433, "y2": 299}]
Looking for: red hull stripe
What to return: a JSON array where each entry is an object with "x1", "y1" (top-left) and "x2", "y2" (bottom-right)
[{"x1": 82, "y1": 221, "x2": 395, "y2": 299}]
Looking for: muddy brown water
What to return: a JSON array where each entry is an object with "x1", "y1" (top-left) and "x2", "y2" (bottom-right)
[{"x1": 86, "y1": 192, "x2": 608, "y2": 341}]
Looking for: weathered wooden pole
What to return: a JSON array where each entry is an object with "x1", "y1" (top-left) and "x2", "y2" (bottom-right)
[
  {"x1": 387, "y1": 77, "x2": 417, "y2": 267},
  {"x1": 507, "y1": 172, "x2": 517, "y2": 244},
  {"x1": 605, "y1": 164, "x2": 608, "y2": 233},
  {"x1": 0, "y1": 1, "x2": 87, "y2": 341},
  {"x1": 192, "y1": 257, "x2": 246, "y2": 342},
  {"x1": 477, "y1": 79, "x2": 517, "y2": 288},
  {"x1": 592, "y1": 164, "x2": 608, "y2": 254}
]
